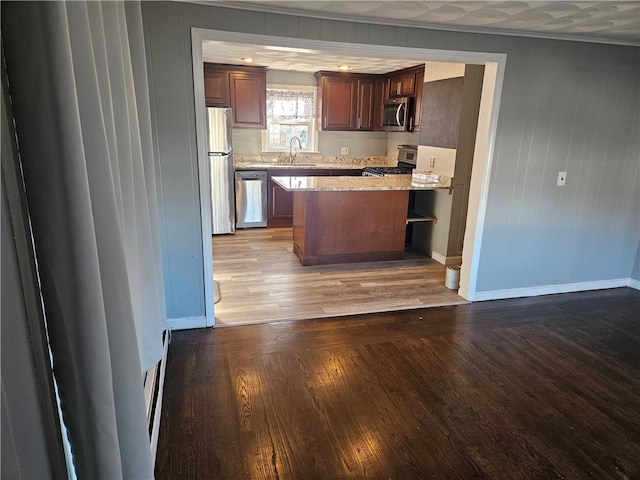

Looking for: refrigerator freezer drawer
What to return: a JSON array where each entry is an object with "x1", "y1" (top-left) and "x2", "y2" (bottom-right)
[{"x1": 235, "y1": 171, "x2": 267, "y2": 228}]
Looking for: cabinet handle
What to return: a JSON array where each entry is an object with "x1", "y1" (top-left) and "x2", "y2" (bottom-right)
[
  {"x1": 324, "y1": 116, "x2": 327, "y2": 128},
  {"x1": 397, "y1": 82, "x2": 401, "y2": 95}
]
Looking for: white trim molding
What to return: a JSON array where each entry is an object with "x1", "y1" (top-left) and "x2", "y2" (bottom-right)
[
  {"x1": 468, "y1": 278, "x2": 636, "y2": 302},
  {"x1": 168, "y1": 315, "x2": 209, "y2": 331}
]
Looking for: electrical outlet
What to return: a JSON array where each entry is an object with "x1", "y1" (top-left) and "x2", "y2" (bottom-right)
[
  {"x1": 429, "y1": 156, "x2": 436, "y2": 168},
  {"x1": 340, "y1": 147, "x2": 349, "y2": 155},
  {"x1": 557, "y1": 171, "x2": 567, "y2": 186}
]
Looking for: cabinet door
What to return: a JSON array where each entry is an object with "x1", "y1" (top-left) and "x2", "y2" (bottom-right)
[
  {"x1": 204, "y1": 65, "x2": 229, "y2": 107},
  {"x1": 372, "y1": 78, "x2": 386, "y2": 131},
  {"x1": 320, "y1": 76, "x2": 356, "y2": 130},
  {"x1": 229, "y1": 71, "x2": 266, "y2": 128},
  {"x1": 411, "y1": 68, "x2": 424, "y2": 132},
  {"x1": 268, "y1": 180, "x2": 294, "y2": 227},
  {"x1": 267, "y1": 169, "x2": 330, "y2": 227},
  {"x1": 356, "y1": 79, "x2": 374, "y2": 131},
  {"x1": 388, "y1": 71, "x2": 417, "y2": 98}
]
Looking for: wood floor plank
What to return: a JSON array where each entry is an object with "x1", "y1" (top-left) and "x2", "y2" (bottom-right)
[
  {"x1": 212, "y1": 228, "x2": 465, "y2": 326},
  {"x1": 157, "y1": 288, "x2": 640, "y2": 479}
]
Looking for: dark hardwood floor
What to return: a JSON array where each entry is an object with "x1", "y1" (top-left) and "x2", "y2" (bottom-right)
[{"x1": 156, "y1": 287, "x2": 640, "y2": 479}]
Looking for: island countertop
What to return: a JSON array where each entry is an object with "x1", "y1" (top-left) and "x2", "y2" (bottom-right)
[{"x1": 271, "y1": 175, "x2": 451, "y2": 192}]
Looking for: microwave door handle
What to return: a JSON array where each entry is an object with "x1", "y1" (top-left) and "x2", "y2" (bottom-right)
[{"x1": 396, "y1": 104, "x2": 403, "y2": 125}]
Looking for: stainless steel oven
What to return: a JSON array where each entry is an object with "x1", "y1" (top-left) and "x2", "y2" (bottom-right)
[{"x1": 362, "y1": 145, "x2": 418, "y2": 176}]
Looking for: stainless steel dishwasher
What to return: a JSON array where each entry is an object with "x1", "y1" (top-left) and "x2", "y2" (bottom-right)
[{"x1": 235, "y1": 170, "x2": 267, "y2": 228}]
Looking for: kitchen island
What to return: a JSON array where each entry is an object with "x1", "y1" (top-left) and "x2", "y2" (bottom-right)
[{"x1": 272, "y1": 175, "x2": 449, "y2": 266}]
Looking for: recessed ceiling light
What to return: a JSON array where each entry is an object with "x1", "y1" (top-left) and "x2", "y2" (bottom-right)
[
  {"x1": 338, "y1": 65, "x2": 352, "y2": 71},
  {"x1": 242, "y1": 57, "x2": 254, "y2": 64}
]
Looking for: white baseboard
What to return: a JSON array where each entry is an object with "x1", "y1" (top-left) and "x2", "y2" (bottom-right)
[
  {"x1": 431, "y1": 251, "x2": 462, "y2": 266},
  {"x1": 468, "y1": 277, "x2": 636, "y2": 302},
  {"x1": 167, "y1": 315, "x2": 209, "y2": 330}
]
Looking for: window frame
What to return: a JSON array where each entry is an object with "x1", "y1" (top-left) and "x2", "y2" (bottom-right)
[{"x1": 261, "y1": 84, "x2": 319, "y2": 154}]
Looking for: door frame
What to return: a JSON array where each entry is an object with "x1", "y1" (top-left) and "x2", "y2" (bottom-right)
[{"x1": 191, "y1": 28, "x2": 507, "y2": 326}]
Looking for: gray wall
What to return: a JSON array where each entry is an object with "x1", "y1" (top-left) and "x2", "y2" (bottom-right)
[{"x1": 142, "y1": 2, "x2": 639, "y2": 319}]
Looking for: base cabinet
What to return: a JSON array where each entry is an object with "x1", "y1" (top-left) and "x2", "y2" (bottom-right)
[
  {"x1": 267, "y1": 169, "x2": 329, "y2": 227},
  {"x1": 267, "y1": 169, "x2": 362, "y2": 227},
  {"x1": 293, "y1": 190, "x2": 410, "y2": 266}
]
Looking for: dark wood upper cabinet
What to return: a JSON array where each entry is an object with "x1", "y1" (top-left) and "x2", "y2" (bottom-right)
[
  {"x1": 228, "y1": 70, "x2": 266, "y2": 128},
  {"x1": 356, "y1": 78, "x2": 374, "y2": 131},
  {"x1": 388, "y1": 69, "x2": 417, "y2": 98},
  {"x1": 315, "y1": 73, "x2": 357, "y2": 130},
  {"x1": 203, "y1": 63, "x2": 266, "y2": 129},
  {"x1": 204, "y1": 64, "x2": 229, "y2": 107},
  {"x1": 372, "y1": 78, "x2": 387, "y2": 131},
  {"x1": 315, "y1": 72, "x2": 379, "y2": 131}
]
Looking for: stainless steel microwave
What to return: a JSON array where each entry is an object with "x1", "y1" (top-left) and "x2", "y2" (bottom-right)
[{"x1": 382, "y1": 97, "x2": 413, "y2": 132}]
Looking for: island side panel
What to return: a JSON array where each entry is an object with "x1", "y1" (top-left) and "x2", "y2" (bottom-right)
[{"x1": 292, "y1": 190, "x2": 410, "y2": 266}]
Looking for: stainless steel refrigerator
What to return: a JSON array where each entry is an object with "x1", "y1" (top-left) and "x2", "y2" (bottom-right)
[{"x1": 207, "y1": 107, "x2": 235, "y2": 234}]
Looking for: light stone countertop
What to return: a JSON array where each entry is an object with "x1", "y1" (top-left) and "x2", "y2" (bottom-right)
[
  {"x1": 271, "y1": 175, "x2": 451, "y2": 192},
  {"x1": 234, "y1": 163, "x2": 366, "y2": 170},
  {"x1": 233, "y1": 154, "x2": 396, "y2": 170}
]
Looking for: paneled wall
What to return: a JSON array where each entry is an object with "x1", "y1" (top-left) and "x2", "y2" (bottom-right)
[{"x1": 142, "y1": 2, "x2": 639, "y2": 319}]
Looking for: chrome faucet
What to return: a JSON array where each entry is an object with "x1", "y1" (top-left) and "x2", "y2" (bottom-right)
[{"x1": 289, "y1": 136, "x2": 302, "y2": 164}]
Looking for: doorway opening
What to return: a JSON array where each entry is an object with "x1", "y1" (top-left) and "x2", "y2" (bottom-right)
[{"x1": 191, "y1": 29, "x2": 506, "y2": 327}]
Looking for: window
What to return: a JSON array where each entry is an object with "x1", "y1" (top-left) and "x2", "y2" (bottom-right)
[{"x1": 262, "y1": 85, "x2": 318, "y2": 152}]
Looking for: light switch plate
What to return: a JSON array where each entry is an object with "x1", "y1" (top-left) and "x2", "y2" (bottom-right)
[{"x1": 340, "y1": 147, "x2": 349, "y2": 155}]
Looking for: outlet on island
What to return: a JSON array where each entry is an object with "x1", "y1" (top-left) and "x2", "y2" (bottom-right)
[{"x1": 340, "y1": 147, "x2": 349, "y2": 155}]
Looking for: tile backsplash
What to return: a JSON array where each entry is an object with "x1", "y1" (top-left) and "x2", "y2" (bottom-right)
[{"x1": 234, "y1": 154, "x2": 396, "y2": 167}]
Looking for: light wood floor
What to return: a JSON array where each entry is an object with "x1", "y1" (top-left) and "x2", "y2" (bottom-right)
[{"x1": 212, "y1": 228, "x2": 465, "y2": 326}]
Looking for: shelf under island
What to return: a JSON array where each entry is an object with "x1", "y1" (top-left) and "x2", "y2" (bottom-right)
[{"x1": 271, "y1": 175, "x2": 449, "y2": 266}]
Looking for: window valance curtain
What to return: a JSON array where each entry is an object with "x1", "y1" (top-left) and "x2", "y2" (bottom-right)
[
  {"x1": 266, "y1": 88, "x2": 315, "y2": 120},
  {"x1": 2, "y1": 1, "x2": 167, "y2": 478}
]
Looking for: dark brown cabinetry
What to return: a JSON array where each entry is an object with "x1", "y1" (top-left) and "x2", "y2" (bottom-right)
[
  {"x1": 267, "y1": 168, "x2": 362, "y2": 227},
  {"x1": 315, "y1": 72, "x2": 377, "y2": 131},
  {"x1": 315, "y1": 65, "x2": 424, "y2": 133},
  {"x1": 315, "y1": 73, "x2": 357, "y2": 130},
  {"x1": 203, "y1": 64, "x2": 228, "y2": 106},
  {"x1": 385, "y1": 65, "x2": 425, "y2": 132},
  {"x1": 203, "y1": 63, "x2": 266, "y2": 128},
  {"x1": 356, "y1": 78, "x2": 374, "y2": 131},
  {"x1": 388, "y1": 70, "x2": 417, "y2": 98}
]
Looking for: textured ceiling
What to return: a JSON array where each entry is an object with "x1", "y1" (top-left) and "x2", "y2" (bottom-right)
[
  {"x1": 200, "y1": 1, "x2": 640, "y2": 74},
  {"x1": 201, "y1": 41, "x2": 430, "y2": 74},
  {"x1": 217, "y1": 1, "x2": 640, "y2": 44}
]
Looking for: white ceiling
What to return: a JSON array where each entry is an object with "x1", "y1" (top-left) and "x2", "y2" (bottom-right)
[{"x1": 199, "y1": 1, "x2": 640, "y2": 74}]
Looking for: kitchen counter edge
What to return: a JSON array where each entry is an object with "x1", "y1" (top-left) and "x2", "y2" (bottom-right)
[{"x1": 271, "y1": 175, "x2": 451, "y2": 192}]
